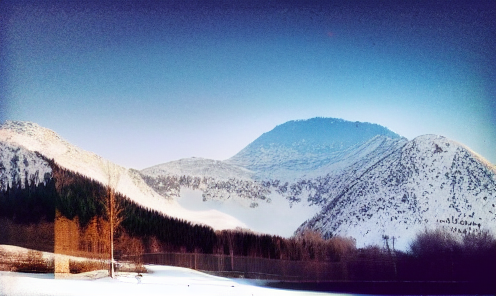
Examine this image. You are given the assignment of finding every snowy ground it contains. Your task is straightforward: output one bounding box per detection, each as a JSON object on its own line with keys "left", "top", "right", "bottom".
{"left": 0, "top": 265, "right": 344, "bottom": 296}
{"left": 177, "top": 188, "right": 321, "bottom": 237}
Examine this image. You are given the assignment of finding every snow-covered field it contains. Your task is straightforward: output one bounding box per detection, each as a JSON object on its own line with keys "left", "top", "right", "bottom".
{"left": 0, "top": 265, "right": 342, "bottom": 296}
{"left": 0, "top": 245, "right": 342, "bottom": 295}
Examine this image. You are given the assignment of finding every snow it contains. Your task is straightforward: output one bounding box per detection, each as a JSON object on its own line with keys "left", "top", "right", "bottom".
{"left": 300, "top": 134, "right": 496, "bottom": 250}
{"left": 0, "top": 121, "right": 246, "bottom": 231}
{"left": 177, "top": 188, "right": 320, "bottom": 237}
{"left": 0, "top": 141, "right": 52, "bottom": 190}
{"left": 0, "top": 245, "right": 339, "bottom": 295}
{"left": 4, "top": 120, "right": 494, "bottom": 253}
{"left": 0, "top": 265, "right": 341, "bottom": 296}
{"left": 226, "top": 117, "right": 403, "bottom": 180}
{"left": 142, "top": 157, "right": 255, "bottom": 181}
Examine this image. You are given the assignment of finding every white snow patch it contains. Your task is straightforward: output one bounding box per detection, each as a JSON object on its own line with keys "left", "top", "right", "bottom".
{"left": 177, "top": 188, "right": 320, "bottom": 237}
{"left": 0, "top": 265, "right": 341, "bottom": 296}
{"left": 142, "top": 157, "right": 255, "bottom": 180}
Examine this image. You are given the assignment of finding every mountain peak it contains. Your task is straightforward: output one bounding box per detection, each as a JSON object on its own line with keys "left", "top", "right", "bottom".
{"left": 0, "top": 121, "right": 247, "bottom": 231}
{"left": 2, "top": 120, "right": 43, "bottom": 132}
{"left": 298, "top": 132, "right": 496, "bottom": 249}
{"left": 227, "top": 117, "right": 404, "bottom": 177}
{"left": 0, "top": 120, "right": 66, "bottom": 146}
{"left": 255, "top": 117, "right": 402, "bottom": 148}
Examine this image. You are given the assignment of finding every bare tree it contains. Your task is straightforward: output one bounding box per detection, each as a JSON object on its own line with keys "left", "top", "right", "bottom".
{"left": 225, "top": 230, "right": 235, "bottom": 271}
{"left": 102, "top": 161, "right": 123, "bottom": 278}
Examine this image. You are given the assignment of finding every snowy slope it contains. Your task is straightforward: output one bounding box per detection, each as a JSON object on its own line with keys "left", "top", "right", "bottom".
{"left": 174, "top": 188, "right": 320, "bottom": 237}
{"left": 0, "top": 121, "right": 246, "bottom": 231}
{"left": 226, "top": 117, "right": 403, "bottom": 180}
{"left": 0, "top": 264, "right": 329, "bottom": 296}
{"left": 142, "top": 157, "right": 254, "bottom": 180}
{"left": 140, "top": 118, "right": 495, "bottom": 249}
{"left": 297, "top": 135, "right": 496, "bottom": 250}
{"left": 139, "top": 166, "right": 321, "bottom": 237}
{"left": 271, "top": 135, "right": 408, "bottom": 208}
{"left": 0, "top": 141, "right": 52, "bottom": 190}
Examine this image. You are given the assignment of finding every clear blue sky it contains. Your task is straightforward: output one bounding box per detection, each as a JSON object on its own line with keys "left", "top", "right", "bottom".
{"left": 1, "top": 0, "right": 495, "bottom": 169}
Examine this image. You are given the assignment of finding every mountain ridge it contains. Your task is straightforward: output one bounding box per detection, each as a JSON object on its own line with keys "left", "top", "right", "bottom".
{"left": 0, "top": 120, "right": 246, "bottom": 231}
{"left": 2, "top": 119, "right": 495, "bottom": 250}
{"left": 227, "top": 117, "right": 404, "bottom": 178}
{"left": 297, "top": 134, "right": 496, "bottom": 249}
{"left": 138, "top": 118, "right": 495, "bottom": 249}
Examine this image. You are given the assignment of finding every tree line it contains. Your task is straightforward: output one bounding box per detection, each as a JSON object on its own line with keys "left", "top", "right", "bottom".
{"left": 0, "top": 159, "right": 355, "bottom": 262}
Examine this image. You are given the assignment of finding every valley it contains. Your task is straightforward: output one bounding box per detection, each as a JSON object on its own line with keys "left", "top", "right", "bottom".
{"left": 1, "top": 118, "right": 495, "bottom": 251}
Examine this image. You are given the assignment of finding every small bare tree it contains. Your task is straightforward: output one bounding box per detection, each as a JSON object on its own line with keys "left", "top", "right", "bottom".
{"left": 225, "top": 230, "right": 235, "bottom": 271}
{"left": 102, "top": 161, "right": 123, "bottom": 278}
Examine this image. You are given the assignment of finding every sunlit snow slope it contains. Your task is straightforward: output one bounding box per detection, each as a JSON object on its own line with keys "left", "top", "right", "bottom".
{"left": 0, "top": 121, "right": 246, "bottom": 230}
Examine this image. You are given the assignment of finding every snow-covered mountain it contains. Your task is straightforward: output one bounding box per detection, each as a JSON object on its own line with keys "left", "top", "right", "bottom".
{"left": 140, "top": 117, "right": 496, "bottom": 249}
{"left": 4, "top": 119, "right": 494, "bottom": 250}
{"left": 0, "top": 141, "right": 52, "bottom": 190}
{"left": 139, "top": 117, "right": 408, "bottom": 237}
{"left": 142, "top": 157, "right": 254, "bottom": 181}
{"left": 297, "top": 135, "right": 496, "bottom": 250}
{"left": 226, "top": 117, "right": 404, "bottom": 180}
{"left": 0, "top": 121, "right": 246, "bottom": 231}
{"left": 139, "top": 158, "right": 314, "bottom": 237}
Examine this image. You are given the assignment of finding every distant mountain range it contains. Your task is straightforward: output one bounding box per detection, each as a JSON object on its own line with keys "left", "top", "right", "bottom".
{"left": 1, "top": 118, "right": 495, "bottom": 250}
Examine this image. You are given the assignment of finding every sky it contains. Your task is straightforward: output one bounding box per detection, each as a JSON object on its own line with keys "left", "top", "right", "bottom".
{"left": 1, "top": 0, "right": 495, "bottom": 169}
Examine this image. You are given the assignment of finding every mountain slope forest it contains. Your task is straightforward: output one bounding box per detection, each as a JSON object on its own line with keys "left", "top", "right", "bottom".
{"left": 0, "top": 157, "right": 356, "bottom": 261}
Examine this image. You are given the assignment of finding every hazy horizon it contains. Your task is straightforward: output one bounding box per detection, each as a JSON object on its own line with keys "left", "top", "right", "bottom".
{"left": 1, "top": 0, "right": 495, "bottom": 169}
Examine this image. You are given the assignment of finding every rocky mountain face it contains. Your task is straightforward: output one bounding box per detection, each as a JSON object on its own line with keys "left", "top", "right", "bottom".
{"left": 0, "top": 141, "right": 52, "bottom": 191}
{"left": 297, "top": 135, "right": 496, "bottom": 250}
